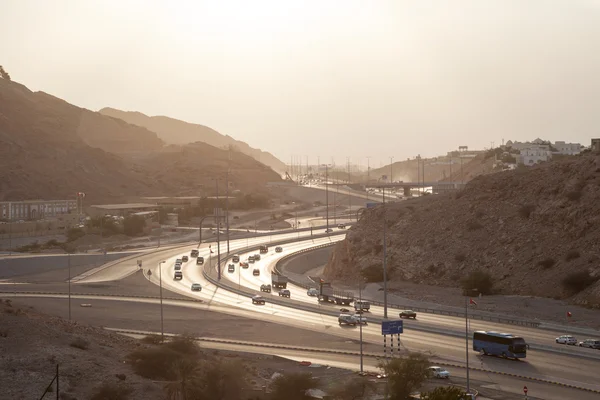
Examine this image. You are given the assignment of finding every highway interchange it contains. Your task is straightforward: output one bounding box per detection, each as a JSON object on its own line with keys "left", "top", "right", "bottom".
{"left": 2, "top": 225, "right": 600, "bottom": 399}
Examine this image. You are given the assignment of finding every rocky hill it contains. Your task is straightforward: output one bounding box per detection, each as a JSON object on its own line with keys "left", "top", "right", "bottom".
{"left": 325, "top": 153, "right": 600, "bottom": 307}
{"left": 0, "top": 79, "right": 282, "bottom": 203}
{"left": 99, "top": 107, "right": 287, "bottom": 174}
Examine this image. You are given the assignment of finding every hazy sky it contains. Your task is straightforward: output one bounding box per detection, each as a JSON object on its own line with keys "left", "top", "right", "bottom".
{"left": 2, "top": 0, "right": 600, "bottom": 167}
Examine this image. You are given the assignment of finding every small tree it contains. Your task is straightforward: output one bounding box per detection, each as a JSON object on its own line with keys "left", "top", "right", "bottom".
{"left": 421, "top": 386, "right": 468, "bottom": 400}
{"left": 461, "top": 270, "right": 493, "bottom": 295}
{"left": 329, "top": 378, "right": 377, "bottom": 400}
{"left": 270, "top": 373, "right": 319, "bottom": 400}
{"left": 123, "top": 215, "right": 145, "bottom": 236}
{"left": 379, "top": 353, "right": 430, "bottom": 400}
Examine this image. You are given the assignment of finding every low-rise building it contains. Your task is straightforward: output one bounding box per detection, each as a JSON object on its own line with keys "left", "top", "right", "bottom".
{"left": 0, "top": 199, "right": 77, "bottom": 221}
{"left": 553, "top": 141, "right": 582, "bottom": 155}
{"left": 591, "top": 138, "right": 600, "bottom": 153}
{"left": 519, "top": 144, "right": 552, "bottom": 166}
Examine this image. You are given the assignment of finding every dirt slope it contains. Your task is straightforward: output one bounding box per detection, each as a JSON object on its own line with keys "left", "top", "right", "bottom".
{"left": 0, "top": 79, "right": 282, "bottom": 203}
{"left": 99, "top": 107, "right": 286, "bottom": 173}
{"left": 325, "top": 153, "right": 600, "bottom": 307}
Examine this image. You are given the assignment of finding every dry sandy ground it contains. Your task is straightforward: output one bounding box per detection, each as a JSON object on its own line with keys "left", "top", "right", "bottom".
{"left": 0, "top": 297, "right": 361, "bottom": 400}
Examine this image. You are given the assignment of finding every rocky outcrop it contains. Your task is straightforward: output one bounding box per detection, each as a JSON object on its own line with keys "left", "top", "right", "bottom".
{"left": 325, "top": 154, "right": 600, "bottom": 307}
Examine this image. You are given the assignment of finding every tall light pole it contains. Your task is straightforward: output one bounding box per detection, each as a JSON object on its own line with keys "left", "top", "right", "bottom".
{"left": 366, "top": 157, "right": 370, "bottom": 202}
{"left": 359, "top": 277, "right": 365, "bottom": 373}
{"left": 159, "top": 260, "right": 166, "bottom": 342}
{"left": 382, "top": 187, "right": 388, "bottom": 319}
{"left": 324, "top": 164, "right": 330, "bottom": 232}
{"left": 226, "top": 150, "right": 231, "bottom": 254}
{"left": 216, "top": 179, "right": 222, "bottom": 280}
{"left": 347, "top": 157, "right": 351, "bottom": 216}
{"left": 390, "top": 157, "right": 394, "bottom": 183}
{"left": 465, "top": 288, "right": 477, "bottom": 396}
{"left": 68, "top": 252, "right": 71, "bottom": 321}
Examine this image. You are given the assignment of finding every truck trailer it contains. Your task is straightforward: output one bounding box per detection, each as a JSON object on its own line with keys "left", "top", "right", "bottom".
{"left": 271, "top": 273, "right": 288, "bottom": 289}
{"left": 319, "top": 281, "right": 354, "bottom": 305}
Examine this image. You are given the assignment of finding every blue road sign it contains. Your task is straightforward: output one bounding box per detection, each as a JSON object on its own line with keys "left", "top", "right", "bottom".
{"left": 366, "top": 202, "right": 379, "bottom": 209}
{"left": 382, "top": 320, "right": 404, "bottom": 335}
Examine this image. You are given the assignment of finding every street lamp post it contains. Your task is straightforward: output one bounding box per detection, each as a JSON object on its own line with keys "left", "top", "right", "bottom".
{"left": 68, "top": 252, "right": 71, "bottom": 321}
{"left": 159, "top": 260, "right": 166, "bottom": 342}
{"left": 390, "top": 157, "right": 394, "bottom": 183}
{"left": 324, "top": 164, "right": 330, "bottom": 232}
{"left": 465, "top": 288, "right": 478, "bottom": 396}
{"left": 382, "top": 187, "right": 388, "bottom": 319}
{"left": 359, "top": 277, "right": 365, "bottom": 373}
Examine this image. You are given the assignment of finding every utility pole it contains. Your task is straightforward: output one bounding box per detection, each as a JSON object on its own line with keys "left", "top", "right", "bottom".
{"left": 416, "top": 156, "right": 420, "bottom": 195}
{"left": 347, "top": 157, "right": 351, "bottom": 216}
{"left": 68, "top": 252, "right": 71, "bottom": 321}
{"left": 159, "top": 260, "right": 165, "bottom": 342}
{"left": 382, "top": 187, "right": 388, "bottom": 318}
{"left": 466, "top": 295, "right": 470, "bottom": 394}
{"left": 325, "top": 164, "right": 329, "bottom": 232}
{"left": 216, "top": 179, "right": 222, "bottom": 280}
{"left": 389, "top": 157, "right": 394, "bottom": 183}
{"left": 226, "top": 149, "right": 231, "bottom": 254}
{"left": 366, "top": 157, "right": 370, "bottom": 202}
{"left": 359, "top": 277, "right": 364, "bottom": 373}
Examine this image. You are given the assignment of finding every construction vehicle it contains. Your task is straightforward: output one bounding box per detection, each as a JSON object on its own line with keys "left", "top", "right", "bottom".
{"left": 271, "top": 273, "right": 288, "bottom": 289}
{"left": 319, "top": 281, "right": 354, "bottom": 305}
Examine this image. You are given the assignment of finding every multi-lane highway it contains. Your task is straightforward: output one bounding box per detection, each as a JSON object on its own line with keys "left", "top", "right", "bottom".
{"left": 4, "top": 228, "right": 600, "bottom": 398}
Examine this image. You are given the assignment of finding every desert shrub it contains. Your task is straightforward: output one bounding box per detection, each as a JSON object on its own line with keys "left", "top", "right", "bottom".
{"left": 0, "top": 329, "right": 8, "bottom": 337}
{"left": 475, "top": 209, "right": 485, "bottom": 218}
{"left": 562, "top": 270, "right": 599, "bottom": 294}
{"left": 538, "top": 258, "right": 556, "bottom": 269}
{"left": 454, "top": 253, "right": 467, "bottom": 263}
{"left": 69, "top": 337, "right": 89, "bottom": 350}
{"left": 140, "top": 334, "right": 162, "bottom": 345}
{"left": 566, "top": 190, "right": 582, "bottom": 201}
{"left": 518, "top": 204, "right": 536, "bottom": 219}
{"left": 426, "top": 264, "right": 437, "bottom": 274}
{"left": 128, "top": 347, "right": 182, "bottom": 380}
{"left": 66, "top": 227, "right": 85, "bottom": 242}
{"left": 466, "top": 220, "right": 483, "bottom": 231}
{"left": 565, "top": 250, "right": 581, "bottom": 262}
{"left": 164, "top": 334, "right": 199, "bottom": 356}
{"left": 270, "top": 372, "right": 319, "bottom": 400}
{"left": 462, "top": 270, "right": 493, "bottom": 295}
{"left": 361, "top": 265, "right": 384, "bottom": 283}
{"left": 90, "top": 382, "right": 133, "bottom": 400}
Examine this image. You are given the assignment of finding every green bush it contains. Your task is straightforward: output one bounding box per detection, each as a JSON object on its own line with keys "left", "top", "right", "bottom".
{"left": 461, "top": 270, "right": 493, "bottom": 295}
{"left": 562, "top": 270, "right": 599, "bottom": 294}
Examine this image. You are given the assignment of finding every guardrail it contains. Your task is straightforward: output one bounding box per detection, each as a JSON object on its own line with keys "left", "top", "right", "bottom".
{"left": 275, "top": 246, "right": 541, "bottom": 328}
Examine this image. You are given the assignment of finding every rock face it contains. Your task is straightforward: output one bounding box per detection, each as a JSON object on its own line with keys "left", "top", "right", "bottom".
{"left": 325, "top": 154, "right": 600, "bottom": 307}
{"left": 0, "top": 79, "right": 282, "bottom": 203}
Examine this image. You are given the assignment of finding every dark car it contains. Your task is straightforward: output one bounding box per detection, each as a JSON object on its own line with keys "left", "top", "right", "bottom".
{"left": 399, "top": 310, "right": 417, "bottom": 319}
{"left": 228, "top": 264, "right": 235, "bottom": 273}
{"left": 278, "top": 289, "right": 291, "bottom": 298}
{"left": 182, "top": 256, "right": 189, "bottom": 262}
{"left": 252, "top": 295, "right": 266, "bottom": 305}
{"left": 260, "top": 284, "right": 272, "bottom": 293}
{"left": 190, "top": 249, "right": 199, "bottom": 258}
{"left": 252, "top": 269, "right": 260, "bottom": 276}
{"left": 196, "top": 257, "right": 204, "bottom": 265}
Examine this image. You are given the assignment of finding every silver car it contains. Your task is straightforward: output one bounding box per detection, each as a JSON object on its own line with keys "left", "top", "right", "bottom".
{"left": 578, "top": 339, "right": 600, "bottom": 349}
{"left": 556, "top": 335, "right": 577, "bottom": 345}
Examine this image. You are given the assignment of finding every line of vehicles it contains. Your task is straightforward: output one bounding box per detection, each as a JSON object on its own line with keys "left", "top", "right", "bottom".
{"left": 556, "top": 335, "right": 600, "bottom": 349}
{"left": 173, "top": 245, "right": 548, "bottom": 363}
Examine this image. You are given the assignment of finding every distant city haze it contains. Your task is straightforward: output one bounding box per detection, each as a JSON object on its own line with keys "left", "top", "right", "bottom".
{"left": 2, "top": 0, "right": 599, "bottom": 167}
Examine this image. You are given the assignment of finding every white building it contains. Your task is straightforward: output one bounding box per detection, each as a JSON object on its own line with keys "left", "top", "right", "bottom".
{"left": 0, "top": 199, "right": 77, "bottom": 221}
{"left": 553, "top": 141, "right": 582, "bottom": 155}
{"left": 519, "top": 145, "right": 552, "bottom": 166}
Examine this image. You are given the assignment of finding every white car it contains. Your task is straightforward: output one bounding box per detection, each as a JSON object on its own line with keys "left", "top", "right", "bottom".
{"left": 428, "top": 366, "right": 450, "bottom": 379}
{"left": 556, "top": 335, "right": 578, "bottom": 345}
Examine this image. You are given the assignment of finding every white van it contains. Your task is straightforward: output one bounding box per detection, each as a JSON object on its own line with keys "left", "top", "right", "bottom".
{"left": 354, "top": 300, "right": 371, "bottom": 311}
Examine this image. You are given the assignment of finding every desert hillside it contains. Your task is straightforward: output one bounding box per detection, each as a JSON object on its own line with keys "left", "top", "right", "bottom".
{"left": 100, "top": 107, "right": 287, "bottom": 174}
{"left": 0, "top": 79, "right": 282, "bottom": 203}
{"left": 325, "top": 153, "right": 600, "bottom": 307}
